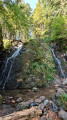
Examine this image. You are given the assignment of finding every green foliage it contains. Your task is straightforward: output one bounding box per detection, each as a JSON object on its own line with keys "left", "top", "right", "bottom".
{"left": 60, "top": 93, "right": 67, "bottom": 103}
{"left": 28, "top": 39, "right": 55, "bottom": 82}
{"left": 33, "top": 0, "right": 67, "bottom": 50}
{"left": 0, "top": 0, "right": 32, "bottom": 48}
{"left": 3, "top": 39, "right": 12, "bottom": 49}
{"left": 51, "top": 17, "right": 65, "bottom": 40}
{"left": 50, "top": 16, "right": 67, "bottom": 49}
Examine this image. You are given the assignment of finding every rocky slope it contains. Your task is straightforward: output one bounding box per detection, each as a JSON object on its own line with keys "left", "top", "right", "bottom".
{"left": 6, "top": 39, "right": 55, "bottom": 89}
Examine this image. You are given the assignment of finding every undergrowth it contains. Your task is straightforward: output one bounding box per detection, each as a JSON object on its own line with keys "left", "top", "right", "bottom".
{"left": 26, "top": 39, "right": 55, "bottom": 82}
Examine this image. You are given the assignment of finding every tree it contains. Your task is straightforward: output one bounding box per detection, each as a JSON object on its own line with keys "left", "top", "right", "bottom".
{"left": 0, "top": 0, "right": 32, "bottom": 50}
{"left": 33, "top": 0, "right": 67, "bottom": 49}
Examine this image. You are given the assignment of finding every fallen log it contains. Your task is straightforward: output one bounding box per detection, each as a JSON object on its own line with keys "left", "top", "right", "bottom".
{"left": 0, "top": 107, "right": 42, "bottom": 120}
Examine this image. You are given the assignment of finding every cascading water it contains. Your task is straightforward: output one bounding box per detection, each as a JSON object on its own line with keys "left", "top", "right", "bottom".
{"left": 0, "top": 44, "right": 22, "bottom": 89}
{"left": 51, "top": 48, "right": 66, "bottom": 78}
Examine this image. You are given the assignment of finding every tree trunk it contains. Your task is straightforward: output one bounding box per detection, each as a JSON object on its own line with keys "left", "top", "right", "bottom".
{"left": 0, "top": 107, "right": 42, "bottom": 120}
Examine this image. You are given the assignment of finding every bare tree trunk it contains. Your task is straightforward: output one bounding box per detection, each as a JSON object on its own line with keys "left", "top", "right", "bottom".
{"left": 0, "top": 107, "right": 42, "bottom": 120}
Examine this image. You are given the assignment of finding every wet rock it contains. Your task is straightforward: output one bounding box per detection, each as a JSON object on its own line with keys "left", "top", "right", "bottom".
{"left": 16, "top": 101, "right": 30, "bottom": 111}
{"left": 46, "top": 111, "right": 60, "bottom": 120}
{"left": 23, "top": 75, "right": 46, "bottom": 88}
{"left": 27, "top": 99, "right": 33, "bottom": 104}
{"left": 59, "top": 110, "right": 67, "bottom": 120}
{"left": 53, "top": 79, "right": 61, "bottom": 87}
{"left": 57, "top": 88, "right": 65, "bottom": 93}
{"left": 31, "top": 116, "right": 40, "bottom": 120}
{"left": 51, "top": 102, "right": 58, "bottom": 112}
{"left": 8, "top": 96, "right": 13, "bottom": 100}
{"left": 16, "top": 97, "right": 22, "bottom": 103}
{"left": 38, "top": 103, "right": 45, "bottom": 110}
{"left": 43, "top": 111, "right": 47, "bottom": 115}
{"left": 44, "top": 99, "right": 49, "bottom": 106}
{"left": 33, "top": 87, "right": 39, "bottom": 92}
{"left": 35, "top": 98, "right": 42, "bottom": 104}
{"left": 0, "top": 105, "right": 15, "bottom": 116}
{"left": 40, "top": 96, "right": 45, "bottom": 101}
{"left": 56, "top": 100, "right": 62, "bottom": 107}
{"left": 35, "top": 96, "right": 45, "bottom": 105}
{"left": 56, "top": 88, "right": 65, "bottom": 97}
{"left": 62, "top": 78, "right": 67, "bottom": 85}
{"left": 30, "top": 101, "right": 38, "bottom": 107}
{"left": 0, "top": 95, "right": 3, "bottom": 106}
{"left": 51, "top": 95, "right": 56, "bottom": 102}
{"left": 59, "top": 107, "right": 64, "bottom": 111}
{"left": 40, "top": 116, "right": 47, "bottom": 120}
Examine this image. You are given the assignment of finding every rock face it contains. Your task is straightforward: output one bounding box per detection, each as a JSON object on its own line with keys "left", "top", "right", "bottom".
{"left": 22, "top": 75, "right": 46, "bottom": 89}
{"left": 0, "top": 107, "right": 42, "bottom": 120}
{"left": 59, "top": 110, "right": 67, "bottom": 120}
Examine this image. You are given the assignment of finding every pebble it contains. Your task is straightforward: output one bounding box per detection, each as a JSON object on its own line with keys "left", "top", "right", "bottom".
{"left": 38, "top": 103, "right": 45, "bottom": 110}
{"left": 32, "top": 87, "right": 39, "bottom": 92}
{"left": 40, "top": 96, "right": 45, "bottom": 101}
{"left": 8, "top": 96, "right": 13, "bottom": 100}
{"left": 11, "top": 100, "right": 15, "bottom": 104}
{"left": 16, "top": 98, "right": 22, "bottom": 103}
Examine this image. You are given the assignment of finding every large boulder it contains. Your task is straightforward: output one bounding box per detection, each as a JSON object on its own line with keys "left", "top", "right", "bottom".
{"left": 0, "top": 105, "right": 15, "bottom": 117}
{"left": 59, "top": 110, "right": 67, "bottom": 120}
{"left": 16, "top": 101, "right": 31, "bottom": 111}
{"left": 55, "top": 88, "right": 65, "bottom": 97}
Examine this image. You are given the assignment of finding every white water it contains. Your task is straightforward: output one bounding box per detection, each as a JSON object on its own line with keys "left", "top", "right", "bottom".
{"left": 0, "top": 44, "right": 22, "bottom": 89}
{"left": 51, "top": 49, "right": 65, "bottom": 78}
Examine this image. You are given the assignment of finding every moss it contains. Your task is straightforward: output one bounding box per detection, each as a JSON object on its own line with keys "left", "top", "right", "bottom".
{"left": 3, "top": 39, "right": 12, "bottom": 50}
{"left": 21, "top": 39, "right": 55, "bottom": 86}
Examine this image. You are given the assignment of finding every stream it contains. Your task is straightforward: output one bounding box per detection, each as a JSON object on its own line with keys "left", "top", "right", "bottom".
{"left": 0, "top": 44, "right": 22, "bottom": 89}
{"left": 0, "top": 45, "right": 67, "bottom": 118}
{"left": 51, "top": 48, "right": 66, "bottom": 78}
{"left": 0, "top": 46, "right": 66, "bottom": 90}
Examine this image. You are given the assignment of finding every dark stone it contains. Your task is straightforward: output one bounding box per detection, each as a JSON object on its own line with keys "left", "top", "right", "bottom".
{"left": 0, "top": 105, "right": 15, "bottom": 117}
{"left": 30, "top": 101, "right": 38, "bottom": 107}
{"left": 51, "top": 102, "right": 58, "bottom": 113}
{"left": 40, "top": 116, "right": 47, "bottom": 120}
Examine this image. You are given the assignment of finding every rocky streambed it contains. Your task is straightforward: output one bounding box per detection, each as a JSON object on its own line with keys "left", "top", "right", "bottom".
{"left": 0, "top": 40, "right": 67, "bottom": 120}
{"left": 0, "top": 77, "right": 67, "bottom": 120}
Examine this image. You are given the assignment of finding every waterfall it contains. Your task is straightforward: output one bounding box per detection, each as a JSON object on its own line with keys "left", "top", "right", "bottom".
{"left": 0, "top": 44, "right": 22, "bottom": 89}
{"left": 51, "top": 49, "right": 66, "bottom": 78}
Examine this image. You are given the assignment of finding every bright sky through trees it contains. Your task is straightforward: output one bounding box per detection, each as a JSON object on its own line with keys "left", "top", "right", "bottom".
{"left": 25, "top": 0, "right": 38, "bottom": 11}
